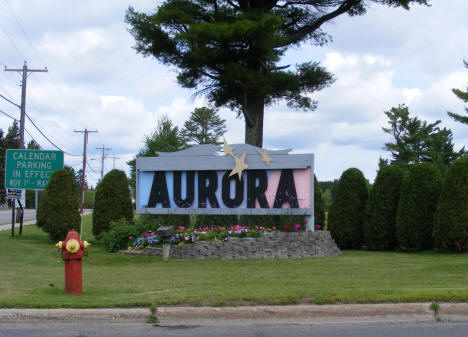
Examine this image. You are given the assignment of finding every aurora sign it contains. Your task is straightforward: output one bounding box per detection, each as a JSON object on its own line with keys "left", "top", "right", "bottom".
{"left": 136, "top": 143, "right": 314, "bottom": 229}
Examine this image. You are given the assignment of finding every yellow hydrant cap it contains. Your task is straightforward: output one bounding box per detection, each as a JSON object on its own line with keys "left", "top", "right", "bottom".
{"left": 65, "top": 239, "right": 80, "bottom": 254}
{"left": 83, "top": 241, "right": 91, "bottom": 249}
{"left": 55, "top": 241, "right": 63, "bottom": 250}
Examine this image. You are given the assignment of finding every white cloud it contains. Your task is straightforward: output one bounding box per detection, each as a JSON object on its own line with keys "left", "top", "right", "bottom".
{"left": 402, "top": 88, "right": 423, "bottom": 104}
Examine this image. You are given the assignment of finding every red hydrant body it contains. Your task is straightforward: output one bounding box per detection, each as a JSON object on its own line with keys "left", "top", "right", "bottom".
{"left": 56, "top": 229, "right": 90, "bottom": 295}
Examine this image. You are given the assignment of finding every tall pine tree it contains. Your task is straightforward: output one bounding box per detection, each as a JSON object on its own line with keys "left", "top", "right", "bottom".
{"left": 447, "top": 60, "right": 468, "bottom": 125}
{"left": 126, "top": 0, "right": 428, "bottom": 147}
{"left": 181, "top": 107, "right": 227, "bottom": 145}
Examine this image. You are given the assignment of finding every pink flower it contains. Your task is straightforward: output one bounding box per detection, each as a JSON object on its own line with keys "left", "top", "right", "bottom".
{"left": 143, "top": 232, "right": 148, "bottom": 236}
{"left": 178, "top": 226, "right": 185, "bottom": 231}
{"left": 128, "top": 236, "right": 133, "bottom": 240}
{"left": 315, "top": 225, "right": 321, "bottom": 229}
{"left": 221, "top": 227, "right": 225, "bottom": 231}
{"left": 150, "top": 232, "right": 155, "bottom": 235}
{"left": 304, "top": 220, "right": 308, "bottom": 224}
{"left": 272, "top": 226, "right": 277, "bottom": 230}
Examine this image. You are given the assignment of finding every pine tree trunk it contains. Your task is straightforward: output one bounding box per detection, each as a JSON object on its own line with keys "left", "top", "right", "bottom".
{"left": 243, "top": 95, "right": 264, "bottom": 147}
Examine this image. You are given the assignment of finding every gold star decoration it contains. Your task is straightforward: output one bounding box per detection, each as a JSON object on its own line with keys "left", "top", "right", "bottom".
{"left": 222, "top": 138, "right": 234, "bottom": 157}
{"left": 257, "top": 147, "right": 272, "bottom": 165}
{"left": 229, "top": 152, "right": 249, "bottom": 181}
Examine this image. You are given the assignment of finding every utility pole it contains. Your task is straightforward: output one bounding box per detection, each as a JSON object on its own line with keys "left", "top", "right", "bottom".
{"left": 96, "top": 145, "right": 111, "bottom": 180}
{"left": 5, "top": 62, "right": 48, "bottom": 149}
{"left": 74, "top": 128, "right": 97, "bottom": 238}
{"left": 5, "top": 62, "right": 47, "bottom": 231}
{"left": 108, "top": 154, "right": 120, "bottom": 169}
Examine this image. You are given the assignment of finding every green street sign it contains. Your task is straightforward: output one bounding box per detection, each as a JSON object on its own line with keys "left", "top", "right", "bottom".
{"left": 5, "top": 149, "right": 64, "bottom": 190}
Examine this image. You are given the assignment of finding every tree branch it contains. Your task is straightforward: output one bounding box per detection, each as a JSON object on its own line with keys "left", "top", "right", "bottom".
{"left": 276, "top": 0, "right": 361, "bottom": 47}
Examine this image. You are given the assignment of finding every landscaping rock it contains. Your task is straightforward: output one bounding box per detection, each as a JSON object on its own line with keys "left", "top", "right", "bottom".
{"left": 120, "top": 231, "right": 341, "bottom": 259}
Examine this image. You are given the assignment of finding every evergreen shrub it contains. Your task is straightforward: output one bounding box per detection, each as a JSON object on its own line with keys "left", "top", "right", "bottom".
{"left": 314, "top": 176, "right": 326, "bottom": 230}
{"left": 433, "top": 157, "right": 468, "bottom": 252}
{"left": 328, "top": 168, "right": 368, "bottom": 249}
{"left": 396, "top": 163, "right": 441, "bottom": 251}
{"left": 36, "top": 169, "right": 80, "bottom": 241}
{"left": 364, "top": 165, "right": 404, "bottom": 250}
{"left": 92, "top": 169, "right": 133, "bottom": 238}
{"left": 100, "top": 214, "right": 162, "bottom": 252}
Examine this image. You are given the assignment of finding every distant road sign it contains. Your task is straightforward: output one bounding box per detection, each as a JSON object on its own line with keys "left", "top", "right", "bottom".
{"left": 6, "top": 188, "right": 22, "bottom": 199}
{"left": 5, "top": 149, "right": 64, "bottom": 190}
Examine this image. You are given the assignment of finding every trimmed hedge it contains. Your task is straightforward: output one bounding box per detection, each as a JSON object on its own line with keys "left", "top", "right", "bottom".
{"left": 314, "top": 176, "right": 326, "bottom": 230}
{"left": 364, "top": 165, "right": 404, "bottom": 250}
{"left": 92, "top": 169, "right": 133, "bottom": 238}
{"left": 396, "top": 163, "right": 441, "bottom": 251}
{"left": 433, "top": 157, "right": 468, "bottom": 252}
{"left": 36, "top": 169, "right": 80, "bottom": 241}
{"left": 328, "top": 168, "right": 368, "bottom": 249}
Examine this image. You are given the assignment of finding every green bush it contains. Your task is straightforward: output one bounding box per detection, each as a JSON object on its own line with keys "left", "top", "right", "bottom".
{"left": 36, "top": 169, "right": 81, "bottom": 242}
{"left": 314, "top": 176, "right": 325, "bottom": 230}
{"left": 92, "top": 169, "right": 133, "bottom": 238}
{"left": 433, "top": 157, "right": 468, "bottom": 252}
{"left": 100, "top": 214, "right": 164, "bottom": 252}
{"left": 364, "top": 165, "right": 404, "bottom": 250}
{"left": 396, "top": 163, "right": 441, "bottom": 251}
{"left": 328, "top": 168, "right": 368, "bottom": 249}
{"left": 100, "top": 218, "right": 135, "bottom": 252}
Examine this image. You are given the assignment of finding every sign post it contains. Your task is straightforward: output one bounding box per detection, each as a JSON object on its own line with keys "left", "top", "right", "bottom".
{"left": 6, "top": 189, "right": 24, "bottom": 235}
{"left": 4, "top": 149, "right": 64, "bottom": 236}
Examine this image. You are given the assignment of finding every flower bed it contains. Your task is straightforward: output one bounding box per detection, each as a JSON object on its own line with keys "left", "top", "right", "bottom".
{"left": 128, "top": 222, "right": 317, "bottom": 250}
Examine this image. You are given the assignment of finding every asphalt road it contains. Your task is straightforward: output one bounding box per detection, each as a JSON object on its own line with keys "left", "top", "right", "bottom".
{"left": 1, "top": 321, "right": 468, "bottom": 337}
{"left": 0, "top": 208, "right": 36, "bottom": 225}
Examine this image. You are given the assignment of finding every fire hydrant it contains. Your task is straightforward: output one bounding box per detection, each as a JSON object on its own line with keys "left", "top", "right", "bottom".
{"left": 55, "top": 229, "right": 90, "bottom": 295}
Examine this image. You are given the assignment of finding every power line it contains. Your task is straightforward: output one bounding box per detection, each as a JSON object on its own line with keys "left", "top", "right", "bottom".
{"left": 28, "top": 74, "right": 84, "bottom": 126}
{"left": 0, "top": 57, "right": 7, "bottom": 67}
{"left": 0, "top": 108, "right": 16, "bottom": 120}
{"left": 0, "top": 93, "right": 20, "bottom": 108}
{"left": 24, "top": 111, "right": 80, "bottom": 156}
{"left": 0, "top": 85, "right": 17, "bottom": 102}
{"left": 2, "top": 0, "right": 84, "bottom": 127}
{"left": 0, "top": 21, "right": 26, "bottom": 61}
{"left": 3, "top": 0, "right": 46, "bottom": 67}
{"left": 86, "top": 161, "right": 100, "bottom": 174}
{"left": 24, "top": 127, "right": 41, "bottom": 147}
{"left": 66, "top": 161, "right": 84, "bottom": 167}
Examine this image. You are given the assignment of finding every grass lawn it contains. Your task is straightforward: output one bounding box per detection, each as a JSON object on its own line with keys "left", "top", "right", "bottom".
{"left": 0, "top": 215, "right": 467, "bottom": 308}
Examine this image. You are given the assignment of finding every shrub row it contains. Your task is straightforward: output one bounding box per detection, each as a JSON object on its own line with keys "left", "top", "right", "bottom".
{"left": 328, "top": 157, "right": 468, "bottom": 252}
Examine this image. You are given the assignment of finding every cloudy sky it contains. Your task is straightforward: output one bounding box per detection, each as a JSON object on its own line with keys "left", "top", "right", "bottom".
{"left": 0, "top": 0, "right": 467, "bottom": 187}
